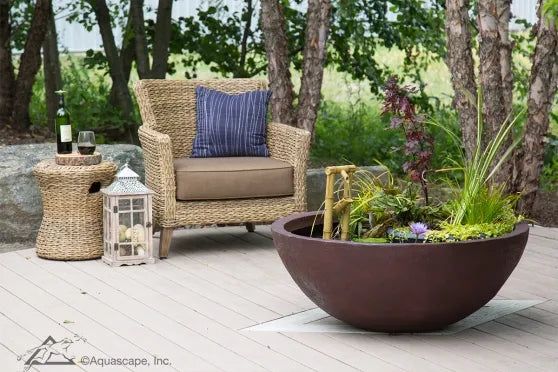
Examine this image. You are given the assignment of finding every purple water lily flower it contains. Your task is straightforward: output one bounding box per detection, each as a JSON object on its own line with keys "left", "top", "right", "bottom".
{"left": 409, "top": 222, "right": 428, "bottom": 236}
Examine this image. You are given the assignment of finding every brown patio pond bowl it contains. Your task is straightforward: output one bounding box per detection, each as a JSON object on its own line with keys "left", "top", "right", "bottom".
{"left": 271, "top": 211, "right": 530, "bottom": 332}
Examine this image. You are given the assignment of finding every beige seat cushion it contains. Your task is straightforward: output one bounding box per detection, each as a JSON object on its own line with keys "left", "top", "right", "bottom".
{"left": 174, "top": 157, "right": 294, "bottom": 200}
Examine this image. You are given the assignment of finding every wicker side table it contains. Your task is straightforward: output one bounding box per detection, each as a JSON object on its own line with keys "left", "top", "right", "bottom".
{"left": 33, "top": 159, "right": 117, "bottom": 260}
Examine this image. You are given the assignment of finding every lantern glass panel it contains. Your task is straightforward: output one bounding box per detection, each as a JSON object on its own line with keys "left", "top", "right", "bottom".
{"left": 132, "top": 212, "right": 144, "bottom": 228}
{"left": 134, "top": 245, "right": 146, "bottom": 257}
{"left": 118, "top": 198, "right": 131, "bottom": 211}
{"left": 118, "top": 213, "right": 132, "bottom": 246}
{"left": 132, "top": 212, "right": 146, "bottom": 248}
{"left": 132, "top": 198, "right": 144, "bottom": 210}
{"left": 119, "top": 243, "right": 133, "bottom": 257}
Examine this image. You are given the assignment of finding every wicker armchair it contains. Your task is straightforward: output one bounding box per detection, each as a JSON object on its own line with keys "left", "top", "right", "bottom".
{"left": 134, "top": 79, "right": 311, "bottom": 257}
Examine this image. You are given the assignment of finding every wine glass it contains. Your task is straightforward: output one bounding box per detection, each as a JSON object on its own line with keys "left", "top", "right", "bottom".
{"left": 77, "top": 131, "right": 96, "bottom": 155}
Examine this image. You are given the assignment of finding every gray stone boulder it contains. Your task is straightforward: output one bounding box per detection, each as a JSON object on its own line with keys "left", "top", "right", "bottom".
{"left": 0, "top": 143, "right": 144, "bottom": 244}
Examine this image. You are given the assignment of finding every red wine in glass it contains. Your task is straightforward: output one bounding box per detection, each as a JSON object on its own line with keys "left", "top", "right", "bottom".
{"left": 77, "top": 131, "right": 96, "bottom": 155}
{"left": 78, "top": 143, "right": 96, "bottom": 155}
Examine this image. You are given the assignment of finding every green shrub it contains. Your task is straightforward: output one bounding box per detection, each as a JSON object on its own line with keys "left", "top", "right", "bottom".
{"left": 30, "top": 56, "right": 136, "bottom": 144}
{"left": 311, "top": 101, "right": 462, "bottom": 177}
{"left": 311, "top": 101, "right": 403, "bottom": 170}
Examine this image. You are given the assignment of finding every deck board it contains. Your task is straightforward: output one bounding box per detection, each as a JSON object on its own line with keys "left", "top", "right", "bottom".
{"left": 0, "top": 224, "right": 557, "bottom": 371}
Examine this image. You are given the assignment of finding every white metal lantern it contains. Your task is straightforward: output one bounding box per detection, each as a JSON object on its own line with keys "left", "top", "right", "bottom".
{"left": 101, "top": 164, "right": 155, "bottom": 266}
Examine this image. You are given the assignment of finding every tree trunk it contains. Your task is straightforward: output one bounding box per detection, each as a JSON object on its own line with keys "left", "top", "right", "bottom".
{"left": 11, "top": 0, "right": 51, "bottom": 131}
{"left": 238, "top": 0, "right": 253, "bottom": 78}
{"left": 261, "top": 0, "right": 295, "bottom": 126}
{"left": 477, "top": 0, "right": 510, "bottom": 184}
{"left": 516, "top": 0, "right": 558, "bottom": 214}
{"left": 43, "top": 3, "right": 62, "bottom": 132}
{"left": 131, "top": 0, "right": 150, "bottom": 79}
{"left": 150, "top": 0, "right": 173, "bottom": 79}
{"left": 445, "top": 0, "right": 478, "bottom": 162}
{"left": 295, "top": 0, "right": 332, "bottom": 139}
{"left": 496, "top": 0, "right": 515, "bottom": 187}
{"left": 0, "top": 0, "right": 15, "bottom": 129}
{"left": 91, "top": 0, "right": 138, "bottom": 144}
{"left": 109, "top": 8, "right": 135, "bottom": 106}
{"left": 497, "top": 0, "right": 513, "bottom": 118}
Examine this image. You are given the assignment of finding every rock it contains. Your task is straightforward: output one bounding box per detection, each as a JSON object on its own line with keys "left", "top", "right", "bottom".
{"left": 306, "top": 166, "right": 387, "bottom": 211}
{"left": 0, "top": 143, "right": 144, "bottom": 244}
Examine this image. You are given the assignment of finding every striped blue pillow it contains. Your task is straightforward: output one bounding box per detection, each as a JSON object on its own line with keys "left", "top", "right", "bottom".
{"left": 191, "top": 86, "right": 272, "bottom": 158}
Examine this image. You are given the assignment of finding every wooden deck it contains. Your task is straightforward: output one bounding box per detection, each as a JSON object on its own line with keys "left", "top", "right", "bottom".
{"left": 0, "top": 225, "right": 557, "bottom": 371}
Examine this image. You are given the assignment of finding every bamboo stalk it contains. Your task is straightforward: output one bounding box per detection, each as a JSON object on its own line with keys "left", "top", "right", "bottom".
{"left": 326, "top": 165, "right": 357, "bottom": 174}
{"left": 333, "top": 198, "right": 353, "bottom": 215}
{"left": 340, "top": 176, "right": 351, "bottom": 240}
{"left": 323, "top": 165, "right": 357, "bottom": 240}
{"left": 323, "top": 168, "right": 335, "bottom": 239}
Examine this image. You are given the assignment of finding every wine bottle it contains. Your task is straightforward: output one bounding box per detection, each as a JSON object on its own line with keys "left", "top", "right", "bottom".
{"left": 55, "top": 90, "right": 72, "bottom": 154}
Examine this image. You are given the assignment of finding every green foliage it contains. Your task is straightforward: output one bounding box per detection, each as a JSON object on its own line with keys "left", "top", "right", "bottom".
{"left": 510, "top": 23, "right": 535, "bottom": 101}
{"left": 311, "top": 102, "right": 403, "bottom": 169}
{"left": 348, "top": 169, "right": 449, "bottom": 239}
{"left": 449, "top": 184, "right": 521, "bottom": 226}
{"left": 425, "top": 220, "right": 519, "bottom": 242}
{"left": 353, "top": 237, "right": 389, "bottom": 243}
{"left": 7, "top": 0, "right": 35, "bottom": 50}
{"left": 328, "top": 0, "right": 446, "bottom": 100}
{"left": 173, "top": 4, "right": 266, "bottom": 78}
{"left": 30, "top": 57, "right": 134, "bottom": 143}
{"left": 311, "top": 101, "right": 462, "bottom": 176}
{"left": 543, "top": 0, "right": 558, "bottom": 26}
{"left": 427, "top": 90, "right": 525, "bottom": 225}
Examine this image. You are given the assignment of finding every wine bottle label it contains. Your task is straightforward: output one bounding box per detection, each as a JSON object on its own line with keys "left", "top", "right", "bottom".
{"left": 60, "top": 125, "right": 72, "bottom": 142}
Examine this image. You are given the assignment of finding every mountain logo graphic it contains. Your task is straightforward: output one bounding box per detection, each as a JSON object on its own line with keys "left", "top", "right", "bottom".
{"left": 19, "top": 335, "right": 77, "bottom": 371}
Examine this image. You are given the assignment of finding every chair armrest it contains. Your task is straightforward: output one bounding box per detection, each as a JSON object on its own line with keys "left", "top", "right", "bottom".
{"left": 267, "top": 122, "right": 311, "bottom": 211}
{"left": 138, "top": 126, "right": 176, "bottom": 223}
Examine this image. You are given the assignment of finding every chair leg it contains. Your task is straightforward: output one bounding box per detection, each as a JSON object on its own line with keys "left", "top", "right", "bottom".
{"left": 159, "top": 227, "right": 174, "bottom": 258}
{"left": 245, "top": 223, "right": 255, "bottom": 233}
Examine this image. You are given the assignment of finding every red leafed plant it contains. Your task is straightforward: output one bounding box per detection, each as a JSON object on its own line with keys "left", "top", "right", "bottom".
{"left": 381, "top": 76, "right": 434, "bottom": 204}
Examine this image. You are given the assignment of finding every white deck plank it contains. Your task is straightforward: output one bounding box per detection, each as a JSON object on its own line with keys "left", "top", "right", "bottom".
{"left": 0, "top": 223, "right": 557, "bottom": 371}
{"left": 162, "top": 236, "right": 311, "bottom": 314}
{"left": 518, "top": 307, "right": 558, "bottom": 329}
{"left": 385, "top": 334, "right": 535, "bottom": 372}
{"left": 69, "top": 259, "right": 313, "bottom": 372}
{"left": 0, "top": 312, "right": 42, "bottom": 371}
{"left": 155, "top": 258, "right": 286, "bottom": 322}
{"left": 450, "top": 328, "right": 556, "bottom": 371}
{"left": 170, "top": 229, "right": 314, "bottom": 308}
{"left": 475, "top": 321, "right": 558, "bottom": 360}
{"left": 0, "top": 285, "right": 110, "bottom": 372}
{"left": 281, "top": 332, "right": 408, "bottom": 372}
{"left": 21, "top": 253, "right": 265, "bottom": 372}
{"left": 536, "top": 299, "right": 558, "bottom": 315}
{"left": 530, "top": 226, "right": 558, "bottom": 240}
{"left": 496, "top": 313, "right": 558, "bottom": 343}
{"left": 158, "top": 254, "right": 308, "bottom": 317}
{"left": 326, "top": 333, "right": 455, "bottom": 372}
{"left": 0, "top": 252, "right": 220, "bottom": 372}
{"left": 0, "top": 259, "right": 151, "bottom": 371}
